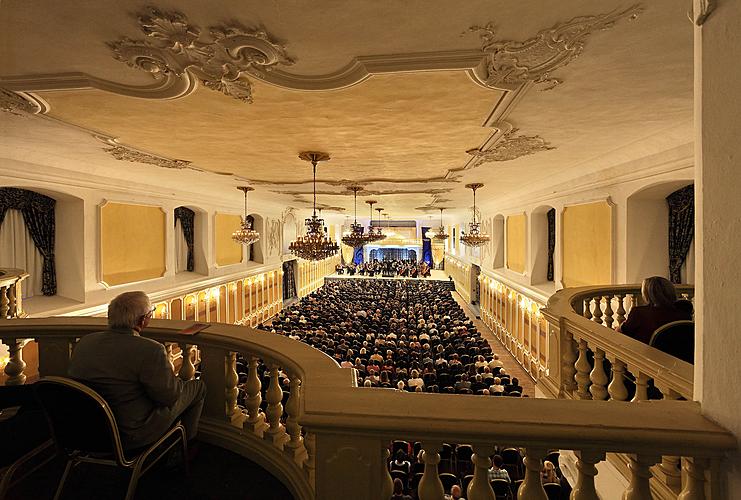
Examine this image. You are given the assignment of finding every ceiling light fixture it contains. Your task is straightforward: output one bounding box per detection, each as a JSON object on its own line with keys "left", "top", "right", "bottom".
{"left": 432, "top": 207, "right": 450, "bottom": 241}
{"left": 374, "top": 207, "right": 386, "bottom": 241}
{"left": 289, "top": 152, "right": 339, "bottom": 261}
{"left": 460, "top": 183, "right": 490, "bottom": 247}
{"left": 232, "top": 186, "right": 261, "bottom": 245}
{"left": 341, "top": 186, "right": 369, "bottom": 248}
{"left": 365, "top": 200, "right": 385, "bottom": 242}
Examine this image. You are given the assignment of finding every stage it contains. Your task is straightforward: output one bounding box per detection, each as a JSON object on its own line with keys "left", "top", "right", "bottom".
{"left": 325, "top": 269, "right": 449, "bottom": 282}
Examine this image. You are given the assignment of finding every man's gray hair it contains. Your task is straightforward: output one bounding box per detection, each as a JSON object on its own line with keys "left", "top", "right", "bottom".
{"left": 108, "top": 291, "right": 151, "bottom": 329}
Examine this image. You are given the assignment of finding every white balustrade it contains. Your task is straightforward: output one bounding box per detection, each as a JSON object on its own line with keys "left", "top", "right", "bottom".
{"left": 0, "top": 269, "right": 29, "bottom": 319}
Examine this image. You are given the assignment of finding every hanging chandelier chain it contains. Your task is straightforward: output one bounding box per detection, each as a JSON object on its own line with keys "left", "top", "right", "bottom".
{"left": 312, "top": 160, "right": 317, "bottom": 217}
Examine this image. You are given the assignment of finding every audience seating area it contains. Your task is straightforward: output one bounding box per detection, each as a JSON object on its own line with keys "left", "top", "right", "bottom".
{"left": 259, "top": 279, "right": 527, "bottom": 397}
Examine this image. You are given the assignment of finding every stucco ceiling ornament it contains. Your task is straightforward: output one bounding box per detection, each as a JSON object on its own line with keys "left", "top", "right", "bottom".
{"left": 103, "top": 145, "right": 193, "bottom": 170}
{"left": 468, "top": 4, "right": 642, "bottom": 91}
{"left": 108, "top": 7, "right": 294, "bottom": 103}
{"left": 466, "top": 128, "right": 555, "bottom": 166}
{"left": 0, "top": 88, "right": 40, "bottom": 115}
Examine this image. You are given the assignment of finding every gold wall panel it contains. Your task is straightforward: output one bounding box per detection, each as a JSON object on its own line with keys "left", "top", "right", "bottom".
{"left": 100, "top": 202, "right": 166, "bottom": 286}
{"left": 506, "top": 214, "right": 527, "bottom": 274}
{"left": 214, "top": 213, "right": 243, "bottom": 266}
{"left": 562, "top": 201, "right": 613, "bottom": 287}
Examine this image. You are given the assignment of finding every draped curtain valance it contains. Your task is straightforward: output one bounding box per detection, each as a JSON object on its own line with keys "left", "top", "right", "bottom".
{"left": 667, "top": 185, "right": 694, "bottom": 284}
{"left": 174, "top": 206, "right": 195, "bottom": 272}
{"left": 0, "top": 187, "right": 57, "bottom": 295}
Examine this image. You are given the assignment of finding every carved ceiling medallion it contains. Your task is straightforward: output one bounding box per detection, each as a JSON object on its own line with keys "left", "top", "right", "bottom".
{"left": 103, "top": 145, "right": 193, "bottom": 170}
{"left": 109, "top": 7, "right": 294, "bottom": 103}
{"left": 469, "top": 4, "right": 642, "bottom": 91}
{"left": 0, "top": 88, "right": 39, "bottom": 115}
{"left": 467, "top": 128, "right": 555, "bottom": 165}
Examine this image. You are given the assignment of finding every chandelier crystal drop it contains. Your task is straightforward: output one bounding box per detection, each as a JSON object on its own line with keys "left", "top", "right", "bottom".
{"left": 289, "top": 152, "right": 339, "bottom": 261}
{"left": 341, "top": 186, "right": 370, "bottom": 248}
{"left": 460, "top": 183, "right": 490, "bottom": 247}
{"left": 232, "top": 186, "right": 261, "bottom": 245}
{"left": 432, "top": 207, "right": 450, "bottom": 241}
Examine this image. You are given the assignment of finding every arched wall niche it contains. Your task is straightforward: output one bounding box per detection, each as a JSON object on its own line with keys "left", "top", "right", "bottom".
{"left": 492, "top": 215, "right": 505, "bottom": 268}
{"left": 626, "top": 180, "right": 694, "bottom": 283}
{"left": 247, "top": 213, "right": 265, "bottom": 264}
{"left": 282, "top": 212, "right": 298, "bottom": 255}
{"left": 0, "top": 185, "right": 85, "bottom": 302}
{"left": 175, "top": 205, "right": 208, "bottom": 275}
{"left": 530, "top": 205, "right": 556, "bottom": 285}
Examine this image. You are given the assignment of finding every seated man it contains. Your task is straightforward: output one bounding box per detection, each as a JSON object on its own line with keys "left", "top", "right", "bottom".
{"left": 68, "top": 291, "right": 206, "bottom": 450}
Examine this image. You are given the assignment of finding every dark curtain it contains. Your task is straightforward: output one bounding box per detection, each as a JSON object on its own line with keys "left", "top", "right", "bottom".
{"left": 422, "top": 226, "right": 433, "bottom": 266}
{"left": 546, "top": 208, "right": 556, "bottom": 281}
{"left": 174, "top": 206, "right": 195, "bottom": 272}
{"left": 667, "top": 185, "right": 694, "bottom": 283}
{"left": 353, "top": 246, "right": 364, "bottom": 264}
{"left": 0, "top": 188, "right": 57, "bottom": 295}
{"left": 282, "top": 261, "right": 296, "bottom": 300}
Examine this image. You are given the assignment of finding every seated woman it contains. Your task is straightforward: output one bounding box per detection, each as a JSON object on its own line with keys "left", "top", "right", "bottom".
{"left": 617, "top": 276, "right": 693, "bottom": 344}
{"left": 541, "top": 460, "right": 559, "bottom": 484}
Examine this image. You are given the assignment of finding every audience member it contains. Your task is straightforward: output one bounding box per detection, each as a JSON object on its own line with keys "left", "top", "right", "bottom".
{"left": 541, "top": 460, "right": 559, "bottom": 484}
{"left": 617, "top": 276, "right": 693, "bottom": 344}
{"left": 391, "top": 478, "right": 412, "bottom": 500}
{"left": 488, "top": 455, "right": 511, "bottom": 482}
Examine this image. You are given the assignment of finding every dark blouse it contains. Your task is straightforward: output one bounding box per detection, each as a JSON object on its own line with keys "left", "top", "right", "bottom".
{"left": 619, "top": 304, "right": 692, "bottom": 344}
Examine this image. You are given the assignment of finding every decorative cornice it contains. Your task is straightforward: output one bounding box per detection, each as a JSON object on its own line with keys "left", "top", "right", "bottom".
{"left": 468, "top": 5, "right": 642, "bottom": 91}
{"left": 0, "top": 88, "right": 41, "bottom": 115}
{"left": 103, "top": 144, "right": 193, "bottom": 170}
{"left": 108, "top": 7, "right": 294, "bottom": 103}
{"left": 466, "top": 128, "right": 555, "bottom": 165}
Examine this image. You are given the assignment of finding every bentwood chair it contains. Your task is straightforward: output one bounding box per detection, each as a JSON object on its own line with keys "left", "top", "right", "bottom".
{"left": 34, "top": 377, "right": 187, "bottom": 500}
{"left": 649, "top": 320, "right": 695, "bottom": 364}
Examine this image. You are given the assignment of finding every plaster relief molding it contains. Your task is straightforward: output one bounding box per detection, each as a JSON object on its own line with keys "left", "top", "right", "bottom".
{"left": 108, "top": 7, "right": 294, "bottom": 103}
{"left": 467, "top": 5, "right": 642, "bottom": 91}
{"left": 466, "top": 127, "right": 555, "bottom": 166}
{"left": 267, "top": 218, "right": 281, "bottom": 255}
{"left": 0, "top": 88, "right": 42, "bottom": 115}
{"left": 97, "top": 135, "right": 194, "bottom": 170}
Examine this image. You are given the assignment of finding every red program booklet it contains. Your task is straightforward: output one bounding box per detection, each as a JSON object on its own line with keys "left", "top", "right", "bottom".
{"left": 179, "top": 323, "right": 210, "bottom": 335}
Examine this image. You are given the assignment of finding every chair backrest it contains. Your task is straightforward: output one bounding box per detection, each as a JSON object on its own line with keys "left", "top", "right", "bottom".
{"left": 461, "top": 474, "right": 474, "bottom": 496}
{"left": 34, "top": 377, "right": 125, "bottom": 462}
{"left": 439, "top": 472, "right": 460, "bottom": 491}
{"left": 543, "top": 482, "right": 561, "bottom": 500}
{"left": 649, "top": 320, "right": 694, "bottom": 364}
{"left": 490, "top": 478, "right": 511, "bottom": 496}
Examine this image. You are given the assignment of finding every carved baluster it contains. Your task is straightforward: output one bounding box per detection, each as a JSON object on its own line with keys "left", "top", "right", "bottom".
{"left": 562, "top": 332, "right": 578, "bottom": 394}
{"left": 623, "top": 454, "right": 659, "bottom": 500}
{"left": 7, "top": 284, "right": 17, "bottom": 318}
{"left": 284, "top": 375, "right": 305, "bottom": 463}
{"left": 603, "top": 295, "right": 614, "bottom": 328}
{"left": 225, "top": 351, "right": 240, "bottom": 421}
{"left": 243, "top": 356, "right": 266, "bottom": 434}
{"left": 264, "top": 364, "right": 288, "bottom": 448}
{"left": 178, "top": 343, "right": 195, "bottom": 380}
{"left": 519, "top": 448, "right": 548, "bottom": 500}
{"left": 381, "top": 448, "right": 394, "bottom": 500}
{"left": 0, "top": 287, "right": 9, "bottom": 319}
{"left": 615, "top": 294, "right": 627, "bottom": 325}
{"left": 468, "top": 445, "right": 496, "bottom": 500}
{"left": 678, "top": 457, "right": 707, "bottom": 500}
{"left": 583, "top": 297, "right": 593, "bottom": 321}
{"left": 654, "top": 391, "right": 682, "bottom": 492}
{"left": 631, "top": 372, "right": 649, "bottom": 402}
{"left": 592, "top": 297, "right": 604, "bottom": 325}
{"left": 304, "top": 431, "right": 316, "bottom": 488}
{"left": 3, "top": 339, "right": 27, "bottom": 385}
{"left": 165, "top": 343, "right": 176, "bottom": 372}
{"left": 589, "top": 349, "right": 609, "bottom": 400}
{"left": 574, "top": 339, "right": 593, "bottom": 400}
{"left": 417, "top": 442, "right": 444, "bottom": 500}
{"left": 571, "top": 450, "right": 604, "bottom": 500}
{"left": 607, "top": 359, "right": 629, "bottom": 401}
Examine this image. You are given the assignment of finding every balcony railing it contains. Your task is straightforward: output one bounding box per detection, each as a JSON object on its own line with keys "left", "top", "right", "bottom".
{"left": 0, "top": 268, "right": 29, "bottom": 320}
{"left": 1, "top": 317, "right": 732, "bottom": 500}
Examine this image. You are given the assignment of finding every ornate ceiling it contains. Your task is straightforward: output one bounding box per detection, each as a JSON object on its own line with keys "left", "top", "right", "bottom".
{"left": 0, "top": 0, "right": 693, "bottom": 217}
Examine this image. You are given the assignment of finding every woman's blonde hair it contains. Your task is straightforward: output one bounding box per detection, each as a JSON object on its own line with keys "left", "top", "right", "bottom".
{"left": 641, "top": 276, "right": 677, "bottom": 307}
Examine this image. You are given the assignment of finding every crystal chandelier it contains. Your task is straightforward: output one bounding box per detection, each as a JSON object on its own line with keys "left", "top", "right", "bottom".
{"left": 289, "top": 152, "right": 339, "bottom": 261}
{"left": 374, "top": 207, "right": 386, "bottom": 241}
{"left": 432, "top": 207, "right": 450, "bottom": 241}
{"left": 365, "top": 200, "right": 385, "bottom": 242}
{"left": 341, "top": 186, "right": 369, "bottom": 248}
{"left": 460, "top": 183, "right": 490, "bottom": 247}
{"left": 232, "top": 186, "right": 261, "bottom": 245}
